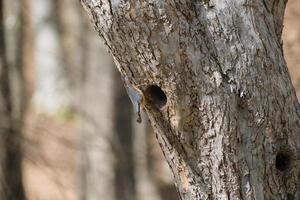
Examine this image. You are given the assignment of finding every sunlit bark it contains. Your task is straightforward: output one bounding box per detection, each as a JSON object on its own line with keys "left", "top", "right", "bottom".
{"left": 81, "top": 0, "right": 300, "bottom": 199}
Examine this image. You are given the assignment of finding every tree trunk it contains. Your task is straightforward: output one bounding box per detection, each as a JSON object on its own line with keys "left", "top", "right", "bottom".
{"left": 147, "top": 122, "right": 180, "bottom": 200}
{"left": 133, "top": 116, "right": 162, "bottom": 200}
{"left": 81, "top": 0, "right": 300, "bottom": 200}
{"left": 16, "top": 0, "right": 35, "bottom": 115}
{"left": 0, "top": 0, "right": 26, "bottom": 199}
{"left": 55, "top": 1, "right": 138, "bottom": 199}
{"left": 54, "top": 0, "right": 84, "bottom": 106}
{"left": 113, "top": 74, "right": 136, "bottom": 200}
{"left": 77, "top": 19, "right": 116, "bottom": 200}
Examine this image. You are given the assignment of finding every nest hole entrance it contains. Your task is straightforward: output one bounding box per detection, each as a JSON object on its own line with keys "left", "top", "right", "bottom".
{"left": 144, "top": 85, "right": 167, "bottom": 109}
{"left": 275, "top": 151, "right": 291, "bottom": 171}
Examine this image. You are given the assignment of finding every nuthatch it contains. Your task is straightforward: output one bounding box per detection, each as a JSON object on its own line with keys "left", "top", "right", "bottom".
{"left": 122, "top": 76, "right": 143, "bottom": 123}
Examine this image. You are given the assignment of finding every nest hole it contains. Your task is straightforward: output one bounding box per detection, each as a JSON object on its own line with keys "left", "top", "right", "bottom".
{"left": 275, "top": 151, "right": 291, "bottom": 172}
{"left": 144, "top": 85, "right": 167, "bottom": 109}
{"left": 287, "top": 193, "right": 294, "bottom": 200}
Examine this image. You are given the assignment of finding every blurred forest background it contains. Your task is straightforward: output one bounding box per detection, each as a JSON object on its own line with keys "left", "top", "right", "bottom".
{"left": 1, "top": 0, "right": 299, "bottom": 199}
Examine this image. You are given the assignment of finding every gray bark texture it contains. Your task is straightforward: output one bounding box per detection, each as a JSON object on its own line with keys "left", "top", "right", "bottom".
{"left": 81, "top": 0, "right": 300, "bottom": 199}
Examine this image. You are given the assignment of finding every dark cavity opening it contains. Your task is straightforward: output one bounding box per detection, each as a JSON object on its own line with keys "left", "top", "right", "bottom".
{"left": 144, "top": 85, "right": 167, "bottom": 109}
{"left": 275, "top": 151, "right": 291, "bottom": 171}
{"left": 287, "top": 193, "right": 294, "bottom": 200}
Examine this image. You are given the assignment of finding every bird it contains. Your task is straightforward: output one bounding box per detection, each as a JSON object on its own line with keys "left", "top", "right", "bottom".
{"left": 122, "top": 75, "right": 143, "bottom": 123}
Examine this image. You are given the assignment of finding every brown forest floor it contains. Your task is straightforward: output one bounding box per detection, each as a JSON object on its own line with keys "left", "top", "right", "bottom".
{"left": 23, "top": 113, "right": 78, "bottom": 200}
{"left": 23, "top": 1, "right": 300, "bottom": 199}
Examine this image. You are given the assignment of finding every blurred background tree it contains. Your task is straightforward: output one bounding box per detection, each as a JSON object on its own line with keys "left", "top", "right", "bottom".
{"left": 0, "top": 0, "right": 299, "bottom": 199}
{"left": 0, "top": 0, "right": 34, "bottom": 198}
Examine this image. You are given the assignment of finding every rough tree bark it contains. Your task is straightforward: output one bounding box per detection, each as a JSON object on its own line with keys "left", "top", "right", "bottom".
{"left": 81, "top": 0, "right": 300, "bottom": 199}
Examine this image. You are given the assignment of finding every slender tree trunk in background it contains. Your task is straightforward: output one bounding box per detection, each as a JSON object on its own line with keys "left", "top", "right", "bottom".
{"left": 147, "top": 123, "right": 180, "bottom": 200}
{"left": 17, "top": 0, "right": 35, "bottom": 114}
{"left": 56, "top": 2, "right": 116, "bottom": 199}
{"left": 133, "top": 117, "right": 162, "bottom": 200}
{"left": 81, "top": 0, "right": 300, "bottom": 199}
{"left": 0, "top": 0, "right": 26, "bottom": 199}
{"left": 113, "top": 74, "right": 136, "bottom": 200}
{"left": 55, "top": 0, "right": 83, "bottom": 105}
{"left": 78, "top": 26, "right": 116, "bottom": 200}
{"left": 56, "top": 1, "right": 136, "bottom": 199}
